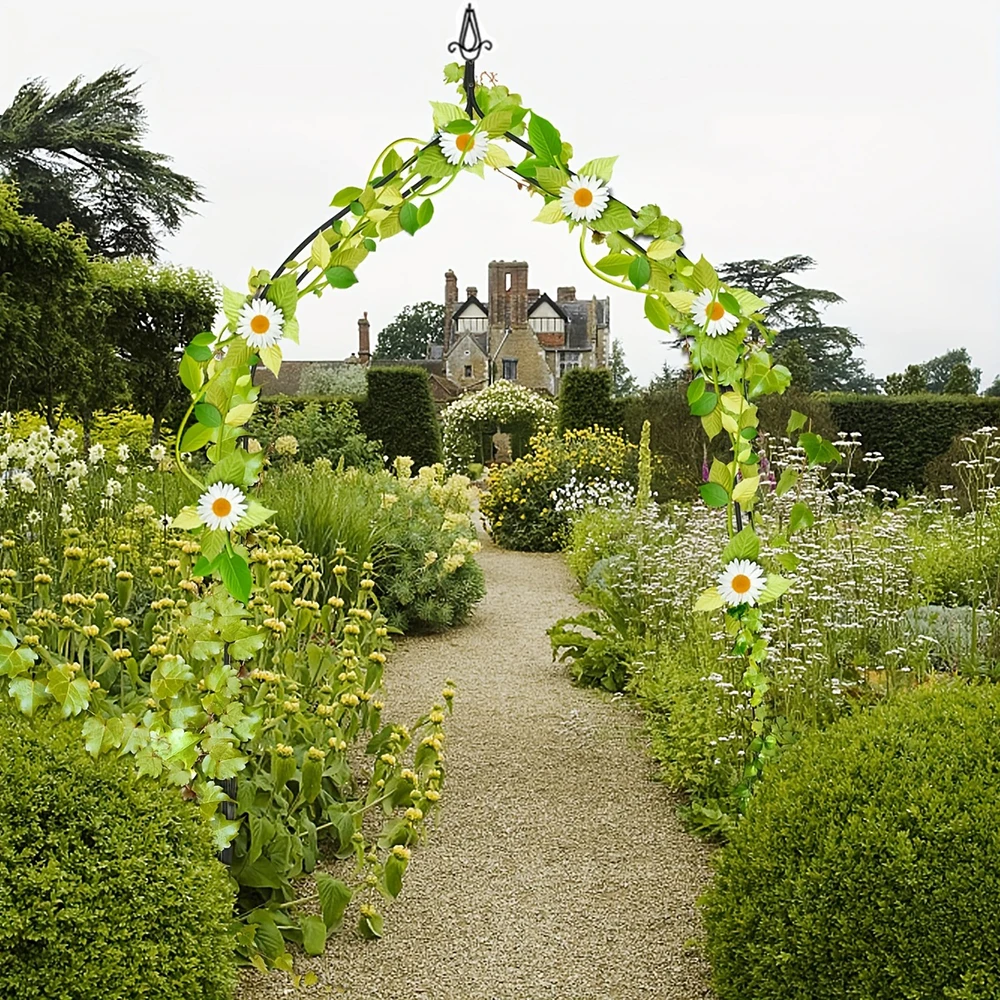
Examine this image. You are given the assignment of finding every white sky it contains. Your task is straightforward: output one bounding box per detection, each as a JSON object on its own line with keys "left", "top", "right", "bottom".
{"left": 4, "top": 0, "right": 998, "bottom": 385}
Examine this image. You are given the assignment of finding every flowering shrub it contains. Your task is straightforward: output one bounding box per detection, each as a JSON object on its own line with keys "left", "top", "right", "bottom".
{"left": 1, "top": 407, "right": 171, "bottom": 455}
{"left": 480, "top": 426, "right": 636, "bottom": 551}
{"left": 440, "top": 379, "right": 557, "bottom": 474}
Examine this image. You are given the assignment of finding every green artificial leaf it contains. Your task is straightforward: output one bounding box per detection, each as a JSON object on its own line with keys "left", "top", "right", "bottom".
{"left": 694, "top": 587, "right": 725, "bottom": 613}
{"left": 646, "top": 237, "right": 683, "bottom": 261}
{"left": 700, "top": 482, "right": 730, "bottom": 508}
{"left": 325, "top": 265, "right": 359, "bottom": 289}
{"left": 331, "top": 186, "right": 363, "bottom": 208}
{"left": 686, "top": 376, "right": 706, "bottom": 405}
{"left": 236, "top": 501, "right": 277, "bottom": 532}
{"left": 690, "top": 391, "right": 718, "bottom": 417}
{"left": 536, "top": 165, "right": 569, "bottom": 193}
{"left": 722, "top": 527, "right": 761, "bottom": 564}
{"left": 788, "top": 501, "right": 815, "bottom": 535}
{"left": 443, "top": 62, "right": 463, "bottom": 84}
{"left": 485, "top": 142, "right": 514, "bottom": 169}
{"left": 515, "top": 155, "right": 538, "bottom": 179}
{"left": 644, "top": 294, "right": 674, "bottom": 332}
{"left": 733, "top": 287, "right": 769, "bottom": 315}
{"left": 222, "top": 286, "right": 247, "bottom": 327}
{"left": 787, "top": 410, "right": 808, "bottom": 436}
{"left": 443, "top": 118, "right": 474, "bottom": 134}
{"left": 200, "top": 529, "right": 227, "bottom": 563}
{"left": 219, "top": 548, "right": 252, "bottom": 604}
{"left": 180, "top": 421, "right": 214, "bottom": 456}
{"left": 267, "top": 274, "right": 298, "bottom": 319}
{"left": 577, "top": 156, "right": 617, "bottom": 182}
{"left": 664, "top": 290, "right": 695, "bottom": 313}
{"left": 258, "top": 344, "right": 281, "bottom": 376}
{"left": 430, "top": 101, "right": 467, "bottom": 129}
{"left": 628, "top": 255, "right": 652, "bottom": 290}
{"left": 732, "top": 475, "right": 761, "bottom": 506}
{"left": 316, "top": 873, "right": 352, "bottom": 930}
{"left": 400, "top": 202, "right": 419, "bottom": 236}
{"left": 775, "top": 467, "right": 799, "bottom": 497}
{"left": 718, "top": 290, "right": 741, "bottom": 316}
{"left": 194, "top": 402, "right": 222, "bottom": 428}
{"left": 178, "top": 353, "right": 203, "bottom": 394}
{"left": 417, "top": 199, "right": 434, "bottom": 227}
{"left": 172, "top": 505, "right": 202, "bottom": 531}
{"left": 186, "top": 342, "right": 213, "bottom": 362}
{"left": 534, "top": 200, "right": 565, "bottom": 224}
{"left": 800, "top": 432, "right": 842, "bottom": 466}
{"left": 693, "top": 255, "right": 720, "bottom": 292}
{"left": 300, "top": 915, "right": 327, "bottom": 956}
{"left": 480, "top": 108, "right": 517, "bottom": 135}
{"left": 596, "top": 253, "right": 633, "bottom": 277}
{"left": 309, "top": 232, "right": 332, "bottom": 270}
{"left": 709, "top": 459, "right": 734, "bottom": 493}
{"left": 382, "top": 148, "right": 403, "bottom": 175}
{"left": 590, "top": 200, "right": 635, "bottom": 233}
{"left": 415, "top": 146, "right": 455, "bottom": 179}
{"left": 701, "top": 409, "right": 723, "bottom": 440}
{"left": 758, "top": 574, "right": 792, "bottom": 604}
{"left": 528, "top": 113, "right": 562, "bottom": 164}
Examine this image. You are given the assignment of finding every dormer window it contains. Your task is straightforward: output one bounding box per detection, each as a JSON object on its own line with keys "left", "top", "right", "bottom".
{"left": 453, "top": 296, "right": 488, "bottom": 335}
{"left": 527, "top": 293, "right": 569, "bottom": 337}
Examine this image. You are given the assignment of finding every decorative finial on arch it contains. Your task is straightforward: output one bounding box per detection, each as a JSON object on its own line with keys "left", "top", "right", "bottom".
{"left": 448, "top": 4, "right": 492, "bottom": 62}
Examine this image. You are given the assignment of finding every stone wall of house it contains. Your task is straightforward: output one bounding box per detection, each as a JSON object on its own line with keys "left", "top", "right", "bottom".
{"left": 445, "top": 334, "right": 489, "bottom": 389}
{"left": 497, "top": 325, "right": 554, "bottom": 393}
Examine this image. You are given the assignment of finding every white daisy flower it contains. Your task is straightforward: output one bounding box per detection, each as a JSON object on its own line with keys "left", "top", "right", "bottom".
{"left": 88, "top": 443, "right": 106, "bottom": 464}
{"left": 437, "top": 130, "right": 486, "bottom": 166}
{"left": 236, "top": 300, "right": 284, "bottom": 349}
{"left": 692, "top": 288, "right": 740, "bottom": 338}
{"left": 197, "top": 482, "right": 248, "bottom": 532}
{"left": 149, "top": 444, "right": 168, "bottom": 463}
{"left": 718, "top": 559, "right": 766, "bottom": 607}
{"left": 560, "top": 176, "right": 610, "bottom": 222}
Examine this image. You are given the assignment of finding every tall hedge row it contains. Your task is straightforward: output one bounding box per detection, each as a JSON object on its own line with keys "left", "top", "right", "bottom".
{"left": 557, "top": 368, "right": 623, "bottom": 433}
{"left": 823, "top": 394, "right": 1000, "bottom": 495}
{"left": 360, "top": 367, "right": 443, "bottom": 470}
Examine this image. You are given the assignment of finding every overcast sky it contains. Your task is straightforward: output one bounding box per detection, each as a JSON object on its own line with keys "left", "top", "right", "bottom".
{"left": 4, "top": 0, "right": 998, "bottom": 385}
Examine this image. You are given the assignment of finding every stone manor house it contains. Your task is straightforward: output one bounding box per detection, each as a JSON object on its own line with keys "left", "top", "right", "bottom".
{"left": 255, "top": 259, "right": 610, "bottom": 402}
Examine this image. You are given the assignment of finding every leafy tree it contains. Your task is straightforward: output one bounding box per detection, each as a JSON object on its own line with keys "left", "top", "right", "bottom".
{"left": 774, "top": 338, "right": 813, "bottom": 392}
{"left": 983, "top": 376, "right": 1000, "bottom": 398}
{"left": 885, "top": 364, "right": 928, "bottom": 396}
{"left": 921, "top": 348, "right": 981, "bottom": 393}
{"left": 609, "top": 338, "right": 639, "bottom": 396}
{"left": 299, "top": 364, "right": 368, "bottom": 398}
{"left": 92, "top": 259, "right": 218, "bottom": 443}
{"left": 373, "top": 301, "right": 444, "bottom": 360}
{"left": 0, "top": 68, "right": 203, "bottom": 259}
{"left": 0, "top": 182, "right": 121, "bottom": 429}
{"left": 718, "top": 255, "right": 875, "bottom": 392}
{"left": 943, "top": 362, "right": 978, "bottom": 396}
{"left": 647, "top": 361, "right": 686, "bottom": 392}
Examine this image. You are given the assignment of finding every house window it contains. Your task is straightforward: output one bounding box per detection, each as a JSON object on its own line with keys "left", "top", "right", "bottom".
{"left": 457, "top": 317, "right": 488, "bottom": 334}
{"left": 464, "top": 365, "right": 473, "bottom": 378}
{"left": 559, "top": 352, "right": 582, "bottom": 376}
{"left": 502, "top": 358, "right": 518, "bottom": 381}
{"left": 529, "top": 317, "right": 565, "bottom": 334}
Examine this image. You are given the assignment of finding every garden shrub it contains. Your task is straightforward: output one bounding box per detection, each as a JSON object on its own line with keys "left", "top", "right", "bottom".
{"left": 824, "top": 393, "right": 1000, "bottom": 495}
{"left": 480, "top": 426, "right": 637, "bottom": 551}
{"left": 557, "top": 367, "right": 622, "bottom": 433}
{"left": 248, "top": 396, "right": 380, "bottom": 468}
{"left": 0, "top": 704, "right": 236, "bottom": 1000}
{"left": 702, "top": 682, "right": 1000, "bottom": 1000}
{"left": 361, "top": 367, "right": 442, "bottom": 470}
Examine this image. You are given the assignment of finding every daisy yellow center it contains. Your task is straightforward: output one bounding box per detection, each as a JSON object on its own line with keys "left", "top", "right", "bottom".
{"left": 456, "top": 133, "right": 474, "bottom": 152}
{"left": 211, "top": 497, "right": 232, "bottom": 518}
{"left": 731, "top": 574, "right": 752, "bottom": 595}
{"left": 707, "top": 301, "right": 726, "bottom": 321}
{"left": 250, "top": 314, "right": 270, "bottom": 335}
{"left": 573, "top": 187, "right": 594, "bottom": 207}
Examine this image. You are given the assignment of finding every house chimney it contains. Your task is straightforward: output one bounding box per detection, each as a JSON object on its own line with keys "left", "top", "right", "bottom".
{"left": 444, "top": 269, "right": 458, "bottom": 353}
{"left": 557, "top": 286, "right": 576, "bottom": 302}
{"left": 466, "top": 286, "right": 478, "bottom": 299}
{"left": 527, "top": 288, "right": 539, "bottom": 302}
{"left": 358, "top": 312, "right": 371, "bottom": 364}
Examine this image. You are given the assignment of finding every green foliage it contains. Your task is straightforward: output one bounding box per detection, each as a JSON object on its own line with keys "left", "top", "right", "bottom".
{"left": 702, "top": 683, "right": 1000, "bottom": 1000}
{"left": 717, "top": 255, "right": 876, "bottom": 392}
{"left": 299, "top": 364, "right": 368, "bottom": 398}
{"left": 774, "top": 338, "right": 813, "bottom": 391}
{"left": 823, "top": 393, "right": 1000, "bottom": 494}
{"left": 608, "top": 338, "right": 639, "bottom": 396}
{"left": 258, "top": 459, "right": 484, "bottom": 633}
{"left": 481, "top": 426, "right": 637, "bottom": 551}
{"left": 248, "top": 397, "right": 380, "bottom": 468}
{"left": 922, "top": 347, "right": 982, "bottom": 394}
{"left": 884, "top": 362, "right": 928, "bottom": 395}
{"left": 983, "top": 375, "right": 1000, "bottom": 398}
{"left": 92, "top": 259, "right": 219, "bottom": 442}
{"left": 361, "top": 367, "right": 443, "bottom": 471}
{"left": 943, "top": 361, "right": 978, "bottom": 395}
{"left": 0, "top": 703, "right": 236, "bottom": 1000}
{"left": 0, "top": 68, "right": 203, "bottom": 259}
{"left": 557, "top": 368, "right": 623, "bottom": 433}
{"left": 373, "top": 301, "right": 444, "bottom": 360}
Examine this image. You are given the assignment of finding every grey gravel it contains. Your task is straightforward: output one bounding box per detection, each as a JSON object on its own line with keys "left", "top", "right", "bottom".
{"left": 239, "top": 532, "right": 715, "bottom": 1000}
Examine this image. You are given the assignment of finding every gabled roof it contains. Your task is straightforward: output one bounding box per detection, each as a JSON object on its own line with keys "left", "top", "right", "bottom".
{"left": 452, "top": 295, "right": 489, "bottom": 319}
{"left": 446, "top": 330, "right": 488, "bottom": 357}
{"left": 527, "top": 292, "right": 569, "bottom": 321}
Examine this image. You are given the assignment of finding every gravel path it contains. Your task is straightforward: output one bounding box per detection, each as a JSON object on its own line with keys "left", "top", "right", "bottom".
{"left": 239, "top": 533, "right": 714, "bottom": 1000}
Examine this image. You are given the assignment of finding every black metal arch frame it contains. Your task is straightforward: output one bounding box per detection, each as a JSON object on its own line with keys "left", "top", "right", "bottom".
{"left": 255, "top": 3, "right": 686, "bottom": 303}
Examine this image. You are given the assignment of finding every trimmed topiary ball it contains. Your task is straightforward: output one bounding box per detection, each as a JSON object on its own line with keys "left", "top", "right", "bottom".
{"left": 0, "top": 706, "right": 237, "bottom": 1000}
{"left": 702, "top": 682, "right": 1000, "bottom": 1000}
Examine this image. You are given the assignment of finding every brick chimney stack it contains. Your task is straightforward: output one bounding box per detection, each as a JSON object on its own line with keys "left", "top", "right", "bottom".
{"left": 466, "top": 286, "right": 478, "bottom": 299}
{"left": 488, "top": 260, "right": 529, "bottom": 329}
{"left": 444, "top": 269, "right": 458, "bottom": 353}
{"left": 557, "top": 286, "right": 576, "bottom": 303}
{"left": 527, "top": 288, "right": 539, "bottom": 302}
{"left": 358, "top": 312, "right": 371, "bottom": 364}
